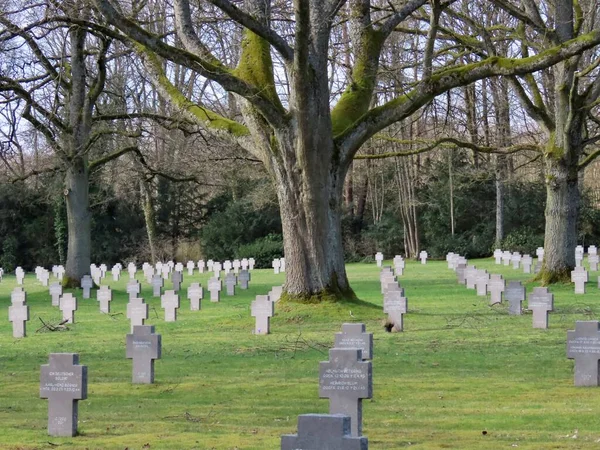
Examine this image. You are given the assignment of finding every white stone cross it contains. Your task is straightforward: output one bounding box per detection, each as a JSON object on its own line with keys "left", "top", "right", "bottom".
{"left": 187, "top": 283, "right": 203, "bottom": 310}
{"left": 223, "top": 260, "right": 232, "bottom": 274}
{"left": 208, "top": 277, "right": 221, "bottom": 302}
{"left": 571, "top": 266, "right": 589, "bottom": 294}
{"left": 528, "top": 287, "right": 554, "bottom": 329}
{"left": 248, "top": 258, "right": 255, "bottom": 270}
{"left": 111, "top": 265, "right": 121, "bottom": 282}
{"left": 487, "top": 274, "right": 505, "bottom": 306}
{"left": 251, "top": 295, "right": 274, "bottom": 335}
{"left": 161, "top": 290, "right": 180, "bottom": 322}
{"left": 375, "top": 252, "right": 384, "bottom": 267}
{"left": 59, "top": 294, "right": 77, "bottom": 323}
{"left": 198, "top": 260, "right": 206, "bottom": 273}
{"left": 232, "top": 259, "right": 241, "bottom": 274}
{"left": 9, "top": 287, "right": 28, "bottom": 338}
{"left": 493, "top": 249, "right": 502, "bottom": 264}
{"left": 151, "top": 274, "right": 163, "bottom": 297}
{"left": 127, "top": 297, "right": 148, "bottom": 332}
{"left": 97, "top": 285, "right": 112, "bottom": 314}
{"left": 126, "top": 280, "right": 141, "bottom": 300}
{"left": 186, "top": 261, "right": 195, "bottom": 275}
{"left": 49, "top": 282, "right": 63, "bottom": 306}
{"left": 419, "top": 250, "right": 428, "bottom": 264}
{"left": 272, "top": 258, "right": 281, "bottom": 274}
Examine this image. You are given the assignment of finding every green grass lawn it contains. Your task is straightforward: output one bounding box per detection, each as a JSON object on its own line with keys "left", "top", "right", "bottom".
{"left": 1, "top": 260, "right": 600, "bottom": 449}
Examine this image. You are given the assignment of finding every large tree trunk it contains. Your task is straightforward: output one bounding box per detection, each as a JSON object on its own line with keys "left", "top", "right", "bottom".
{"left": 64, "top": 158, "right": 91, "bottom": 286}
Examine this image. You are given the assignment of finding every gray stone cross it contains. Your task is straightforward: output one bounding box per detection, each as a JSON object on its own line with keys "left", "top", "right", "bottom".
{"left": 456, "top": 263, "right": 467, "bottom": 284}
{"left": 225, "top": 273, "right": 237, "bottom": 296}
{"left": 505, "top": 281, "right": 525, "bottom": 315}
{"left": 151, "top": 274, "right": 163, "bottom": 297}
{"left": 59, "top": 294, "right": 77, "bottom": 323}
{"left": 81, "top": 275, "right": 93, "bottom": 299}
{"left": 40, "top": 353, "right": 87, "bottom": 437}
{"left": 251, "top": 295, "right": 274, "bottom": 335}
{"left": 9, "top": 287, "right": 28, "bottom": 338}
{"left": 238, "top": 270, "right": 251, "bottom": 289}
{"left": 571, "top": 266, "right": 588, "bottom": 294}
{"left": 521, "top": 254, "right": 533, "bottom": 273}
{"left": 126, "top": 325, "right": 161, "bottom": 384}
{"left": 97, "top": 285, "right": 112, "bottom": 314}
{"left": 464, "top": 266, "right": 477, "bottom": 289}
{"left": 281, "top": 414, "right": 368, "bottom": 450}
{"left": 334, "top": 323, "right": 373, "bottom": 360}
{"left": 171, "top": 271, "right": 183, "bottom": 293}
{"left": 319, "top": 348, "right": 372, "bottom": 437}
{"left": 528, "top": 287, "right": 554, "bottom": 328}
{"left": 187, "top": 282, "right": 203, "bottom": 310}
{"left": 511, "top": 252, "right": 522, "bottom": 269}
{"left": 268, "top": 285, "right": 283, "bottom": 302}
{"left": 589, "top": 254, "right": 599, "bottom": 272}
{"left": 487, "top": 274, "right": 505, "bottom": 306}
{"left": 208, "top": 277, "right": 221, "bottom": 302}
{"left": 475, "top": 269, "right": 489, "bottom": 297}
{"left": 126, "top": 280, "right": 141, "bottom": 300}
{"left": 161, "top": 290, "right": 180, "bottom": 322}
{"left": 49, "top": 282, "right": 63, "bottom": 306}
{"left": 567, "top": 321, "right": 600, "bottom": 386}
{"left": 127, "top": 297, "right": 148, "bottom": 332}
{"left": 383, "top": 287, "right": 407, "bottom": 332}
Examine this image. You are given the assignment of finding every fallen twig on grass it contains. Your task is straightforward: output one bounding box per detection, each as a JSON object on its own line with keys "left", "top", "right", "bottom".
{"left": 36, "top": 317, "right": 69, "bottom": 333}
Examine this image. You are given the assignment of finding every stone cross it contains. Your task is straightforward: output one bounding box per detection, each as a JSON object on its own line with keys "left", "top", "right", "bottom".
{"left": 536, "top": 247, "right": 544, "bottom": 261}
{"left": 232, "top": 259, "right": 241, "bottom": 274}
{"left": 225, "top": 273, "right": 237, "bottom": 296}
{"left": 589, "top": 254, "right": 599, "bottom": 272}
{"left": 126, "top": 280, "right": 141, "bottom": 300}
{"left": 207, "top": 259, "right": 214, "bottom": 271}
{"left": 39, "top": 269, "right": 49, "bottom": 287}
{"left": 126, "top": 325, "right": 161, "bottom": 384}
{"left": 493, "top": 249, "right": 502, "bottom": 264}
{"left": 50, "top": 282, "right": 63, "bottom": 307}
{"left": 127, "top": 297, "right": 148, "bottom": 332}
{"left": 59, "top": 294, "right": 77, "bottom": 323}
{"left": 502, "top": 251, "right": 511, "bottom": 266}
{"left": 521, "top": 254, "right": 533, "bottom": 274}
{"left": 161, "top": 290, "right": 180, "bottom": 322}
{"left": 239, "top": 270, "right": 251, "bottom": 289}
{"left": 475, "top": 270, "right": 489, "bottom": 297}
{"left": 567, "top": 321, "right": 600, "bottom": 386}
{"left": 99, "top": 264, "right": 107, "bottom": 278}
{"left": 334, "top": 323, "right": 373, "bottom": 360}
{"left": 9, "top": 287, "right": 28, "bottom": 338}
{"left": 81, "top": 275, "right": 93, "bottom": 299}
{"left": 576, "top": 245, "right": 584, "bottom": 267}
{"left": 15, "top": 266, "right": 25, "bottom": 285}
{"left": 251, "top": 295, "right": 274, "bottom": 335}
{"left": 487, "top": 274, "right": 505, "bottom": 305}
{"left": 223, "top": 260, "right": 232, "bottom": 274}
{"left": 511, "top": 252, "right": 522, "bottom": 269}
{"left": 128, "top": 262, "right": 137, "bottom": 279}
{"left": 155, "top": 261, "right": 163, "bottom": 272}
{"left": 208, "top": 277, "right": 221, "bottom": 302}
{"left": 505, "top": 281, "right": 525, "bottom": 315}
{"left": 186, "top": 261, "right": 195, "bottom": 275}
{"left": 380, "top": 267, "right": 395, "bottom": 294}
{"left": 571, "top": 266, "right": 589, "bottom": 294}
{"left": 97, "top": 286, "right": 112, "bottom": 314}
{"left": 40, "top": 353, "right": 87, "bottom": 437}
{"left": 419, "top": 250, "right": 428, "bottom": 264}
{"left": 161, "top": 264, "right": 171, "bottom": 280}
{"left": 151, "top": 274, "right": 163, "bottom": 297}
{"left": 272, "top": 258, "right": 281, "bottom": 274}
{"left": 589, "top": 245, "right": 598, "bottom": 256}
{"left": 464, "top": 266, "right": 478, "bottom": 289}
{"left": 175, "top": 262, "right": 184, "bottom": 273}
{"left": 528, "top": 287, "right": 554, "bottom": 328}
{"left": 280, "top": 257, "right": 286, "bottom": 272}
{"left": 456, "top": 263, "right": 467, "bottom": 284}
{"left": 534, "top": 260, "right": 542, "bottom": 274}
{"left": 248, "top": 258, "right": 255, "bottom": 270}
{"left": 269, "top": 286, "right": 283, "bottom": 302}
{"left": 281, "top": 414, "right": 368, "bottom": 450}
{"left": 213, "top": 262, "right": 222, "bottom": 278}
{"left": 187, "top": 283, "right": 203, "bottom": 310}
{"left": 446, "top": 252, "right": 456, "bottom": 269}
{"left": 384, "top": 287, "right": 407, "bottom": 332}
{"left": 143, "top": 265, "right": 154, "bottom": 284}
{"left": 172, "top": 270, "right": 183, "bottom": 293}
{"left": 111, "top": 265, "right": 121, "bottom": 282}
{"left": 319, "top": 348, "right": 372, "bottom": 437}
{"left": 198, "top": 260, "right": 205, "bottom": 273}
{"left": 241, "top": 258, "right": 249, "bottom": 270}
{"left": 394, "top": 257, "right": 405, "bottom": 276}
{"left": 56, "top": 266, "right": 65, "bottom": 280}
{"left": 375, "top": 252, "right": 384, "bottom": 267}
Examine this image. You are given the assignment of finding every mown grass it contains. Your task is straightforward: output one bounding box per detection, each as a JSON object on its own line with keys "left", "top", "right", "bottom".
{"left": 1, "top": 259, "right": 600, "bottom": 449}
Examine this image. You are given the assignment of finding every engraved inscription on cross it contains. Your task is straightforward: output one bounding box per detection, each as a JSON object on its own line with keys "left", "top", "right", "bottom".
{"left": 334, "top": 323, "right": 373, "bottom": 360}
{"left": 40, "top": 353, "right": 87, "bottom": 437}
{"left": 567, "top": 321, "right": 600, "bottom": 386}
{"left": 319, "top": 348, "right": 372, "bottom": 437}
{"left": 126, "top": 325, "right": 161, "bottom": 383}
{"left": 527, "top": 287, "right": 554, "bottom": 329}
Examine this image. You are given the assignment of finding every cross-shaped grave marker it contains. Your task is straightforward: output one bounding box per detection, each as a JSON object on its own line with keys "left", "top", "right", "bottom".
{"left": 248, "top": 258, "right": 255, "bottom": 270}
{"left": 213, "top": 262, "right": 222, "bottom": 278}
{"left": 39, "top": 269, "right": 49, "bottom": 287}
{"left": 536, "top": 247, "right": 544, "bottom": 261}
{"left": 232, "top": 259, "right": 241, "bottom": 274}
{"left": 589, "top": 254, "right": 599, "bottom": 272}
{"left": 464, "top": 266, "right": 478, "bottom": 289}
{"left": 447, "top": 252, "right": 456, "bottom": 269}
{"left": 239, "top": 270, "right": 251, "bottom": 289}
{"left": 9, "top": 287, "right": 28, "bottom": 338}
{"left": 394, "top": 256, "right": 405, "bottom": 276}
{"left": 15, "top": 267, "right": 24, "bottom": 285}
{"left": 334, "top": 323, "right": 373, "bottom": 360}
{"left": 40, "top": 353, "right": 87, "bottom": 436}
{"left": 522, "top": 254, "right": 533, "bottom": 274}
{"left": 487, "top": 274, "right": 505, "bottom": 306}
{"left": 56, "top": 266, "right": 65, "bottom": 280}
{"left": 456, "top": 263, "right": 467, "bottom": 284}
{"left": 272, "top": 258, "right": 281, "bottom": 274}
{"left": 528, "top": 287, "right": 554, "bottom": 328}
{"left": 251, "top": 295, "right": 274, "bottom": 335}
{"left": 198, "top": 260, "right": 205, "bottom": 273}
{"left": 567, "top": 321, "right": 600, "bottom": 386}
{"left": 127, "top": 297, "right": 148, "bottom": 332}
{"left": 505, "top": 281, "right": 525, "bottom": 315}
{"left": 207, "top": 259, "right": 214, "bottom": 271}
{"left": 419, "top": 250, "right": 428, "bottom": 264}
{"left": 161, "top": 290, "right": 180, "bottom": 322}
{"left": 81, "top": 275, "right": 93, "bottom": 299}
{"left": 126, "top": 325, "right": 161, "bottom": 383}
{"left": 319, "top": 348, "right": 372, "bottom": 437}
{"left": 571, "top": 266, "right": 589, "bottom": 294}
{"left": 151, "top": 274, "right": 163, "bottom": 297}
{"left": 111, "top": 265, "right": 121, "bottom": 282}
{"left": 59, "top": 294, "right": 77, "bottom": 323}
{"left": 208, "top": 277, "right": 221, "bottom": 302}
{"left": 97, "top": 286, "right": 112, "bottom": 314}
{"left": 223, "top": 260, "right": 232, "bottom": 274}
{"left": 375, "top": 252, "right": 384, "bottom": 267}
{"left": 511, "top": 252, "right": 522, "bottom": 269}
{"left": 269, "top": 285, "right": 283, "bottom": 302}
{"left": 225, "top": 272, "right": 237, "bottom": 296}
{"left": 127, "top": 263, "right": 137, "bottom": 279}
{"left": 241, "top": 258, "right": 249, "bottom": 270}
{"left": 171, "top": 271, "right": 183, "bottom": 293}
{"left": 281, "top": 414, "right": 368, "bottom": 450}
{"left": 475, "top": 269, "right": 490, "bottom": 297}
{"left": 493, "top": 249, "right": 502, "bottom": 264}
{"left": 186, "top": 261, "right": 195, "bottom": 276}
{"left": 49, "top": 282, "right": 62, "bottom": 307}
{"left": 576, "top": 245, "right": 584, "bottom": 267}
{"left": 126, "top": 280, "right": 141, "bottom": 300}
{"left": 187, "top": 283, "right": 203, "bottom": 310}
{"left": 280, "top": 257, "right": 286, "bottom": 272}
{"left": 502, "top": 251, "right": 511, "bottom": 266}
{"left": 383, "top": 287, "right": 407, "bottom": 332}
